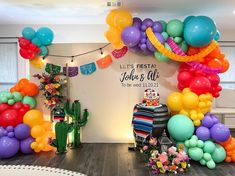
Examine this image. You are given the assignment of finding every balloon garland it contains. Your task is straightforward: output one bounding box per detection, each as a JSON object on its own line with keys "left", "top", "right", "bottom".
{"left": 105, "top": 9, "right": 233, "bottom": 169}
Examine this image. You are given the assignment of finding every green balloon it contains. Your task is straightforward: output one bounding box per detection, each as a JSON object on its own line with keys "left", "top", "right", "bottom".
{"left": 206, "top": 160, "right": 216, "bottom": 169}
{"left": 22, "top": 96, "right": 37, "bottom": 109}
{"left": 184, "top": 140, "right": 190, "bottom": 148}
{"left": 203, "top": 153, "right": 212, "bottom": 161}
{"left": 13, "top": 92, "right": 23, "bottom": 102}
{"left": 200, "top": 159, "right": 206, "bottom": 165}
{"left": 197, "top": 140, "right": 204, "bottom": 148}
{"left": 188, "top": 147, "right": 203, "bottom": 161}
{"left": 160, "top": 20, "right": 167, "bottom": 31}
{"left": 211, "top": 144, "right": 226, "bottom": 163}
{"left": 167, "top": 114, "right": 195, "bottom": 142}
{"left": 203, "top": 141, "right": 216, "bottom": 154}
{"left": 154, "top": 43, "right": 172, "bottom": 62}
{"left": 8, "top": 99, "right": 15, "bottom": 105}
{"left": 0, "top": 96, "right": 8, "bottom": 103}
{"left": 179, "top": 41, "right": 188, "bottom": 53}
{"left": 191, "top": 135, "right": 198, "bottom": 140}
{"left": 161, "top": 32, "right": 169, "bottom": 40}
{"left": 189, "top": 139, "right": 197, "bottom": 147}
{"left": 174, "top": 37, "right": 183, "bottom": 44}
{"left": 166, "top": 19, "right": 184, "bottom": 37}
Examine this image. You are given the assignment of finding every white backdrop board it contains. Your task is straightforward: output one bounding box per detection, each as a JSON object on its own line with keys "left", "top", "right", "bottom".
{"left": 30, "top": 43, "right": 179, "bottom": 143}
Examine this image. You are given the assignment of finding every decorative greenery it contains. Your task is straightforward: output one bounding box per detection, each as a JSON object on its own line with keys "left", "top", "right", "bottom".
{"left": 141, "top": 137, "right": 190, "bottom": 175}
{"left": 33, "top": 73, "right": 67, "bottom": 109}
{"left": 64, "top": 100, "right": 89, "bottom": 148}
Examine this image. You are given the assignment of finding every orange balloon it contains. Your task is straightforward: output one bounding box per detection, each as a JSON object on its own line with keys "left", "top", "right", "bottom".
{"left": 225, "top": 157, "right": 232, "bottom": 163}
{"left": 208, "top": 58, "right": 223, "bottom": 68}
{"left": 23, "top": 110, "right": 43, "bottom": 128}
{"left": 105, "top": 27, "right": 122, "bottom": 44}
{"left": 31, "top": 125, "right": 45, "bottom": 138}
{"left": 206, "top": 46, "right": 221, "bottom": 58}
{"left": 186, "top": 46, "right": 200, "bottom": 56}
{"left": 23, "top": 82, "right": 39, "bottom": 96}
{"left": 232, "top": 154, "right": 235, "bottom": 162}
{"left": 10, "top": 87, "right": 16, "bottom": 93}
{"left": 18, "top": 79, "right": 29, "bottom": 89}
{"left": 41, "top": 121, "right": 52, "bottom": 131}
{"left": 221, "top": 58, "right": 230, "bottom": 73}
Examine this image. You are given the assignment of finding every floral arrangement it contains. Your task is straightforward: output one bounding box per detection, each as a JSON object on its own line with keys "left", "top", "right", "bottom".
{"left": 141, "top": 137, "right": 190, "bottom": 175}
{"left": 33, "top": 73, "right": 67, "bottom": 109}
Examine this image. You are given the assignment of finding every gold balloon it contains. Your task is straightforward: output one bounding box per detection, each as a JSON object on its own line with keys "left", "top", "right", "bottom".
{"left": 105, "top": 27, "right": 122, "bottom": 44}
{"left": 31, "top": 125, "right": 45, "bottom": 138}
{"left": 182, "top": 92, "right": 199, "bottom": 109}
{"left": 167, "top": 92, "right": 183, "bottom": 111}
{"left": 23, "top": 110, "right": 44, "bottom": 128}
{"left": 30, "top": 56, "right": 44, "bottom": 69}
{"left": 106, "top": 9, "right": 118, "bottom": 27}
{"left": 114, "top": 10, "right": 133, "bottom": 30}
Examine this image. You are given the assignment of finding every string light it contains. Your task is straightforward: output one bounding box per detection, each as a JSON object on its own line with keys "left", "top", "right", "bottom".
{"left": 100, "top": 48, "right": 103, "bottom": 56}
{"left": 71, "top": 56, "right": 74, "bottom": 63}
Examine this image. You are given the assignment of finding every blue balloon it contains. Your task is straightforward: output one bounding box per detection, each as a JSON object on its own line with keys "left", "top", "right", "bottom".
{"left": 31, "top": 37, "right": 42, "bottom": 47}
{"left": 39, "top": 46, "right": 48, "bottom": 56}
{"left": 214, "top": 30, "right": 220, "bottom": 41}
{"left": 22, "top": 27, "right": 36, "bottom": 40}
{"left": 183, "top": 16, "right": 217, "bottom": 47}
{"left": 36, "top": 27, "right": 54, "bottom": 46}
{"left": 184, "top": 16, "right": 194, "bottom": 24}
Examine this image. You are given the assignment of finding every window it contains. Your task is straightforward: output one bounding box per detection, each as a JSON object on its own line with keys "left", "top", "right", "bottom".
{"left": 220, "top": 42, "right": 235, "bottom": 89}
{"left": 0, "top": 42, "right": 18, "bottom": 91}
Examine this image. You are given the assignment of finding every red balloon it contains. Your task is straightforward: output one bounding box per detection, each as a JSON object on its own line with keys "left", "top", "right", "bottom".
{"left": 177, "top": 71, "right": 193, "bottom": 87}
{"left": 18, "top": 37, "right": 30, "bottom": 49}
{"left": 0, "top": 109, "right": 20, "bottom": 128}
{"left": 189, "top": 76, "right": 211, "bottom": 95}
{"left": 11, "top": 102, "right": 23, "bottom": 110}
{"left": 19, "top": 49, "right": 36, "bottom": 59}
{"left": 207, "top": 74, "right": 220, "bottom": 86}
{"left": 0, "top": 103, "right": 11, "bottom": 114}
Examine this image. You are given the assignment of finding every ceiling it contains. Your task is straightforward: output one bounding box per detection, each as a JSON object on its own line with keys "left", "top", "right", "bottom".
{"left": 0, "top": 0, "right": 234, "bottom": 30}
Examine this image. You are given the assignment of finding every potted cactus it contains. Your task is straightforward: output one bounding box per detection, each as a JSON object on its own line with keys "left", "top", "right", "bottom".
{"left": 64, "top": 100, "right": 89, "bottom": 148}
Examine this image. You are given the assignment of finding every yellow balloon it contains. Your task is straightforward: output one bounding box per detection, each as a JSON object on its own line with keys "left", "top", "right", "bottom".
{"left": 112, "top": 42, "right": 125, "bottom": 49}
{"left": 31, "top": 125, "right": 45, "bottom": 138}
{"left": 23, "top": 110, "right": 44, "bottom": 128}
{"left": 182, "top": 92, "right": 199, "bottom": 109}
{"left": 106, "top": 9, "right": 118, "bottom": 27}
{"left": 41, "top": 121, "right": 52, "bottom": 131}
{"left": 38, "top": 143, "right": 45, "bottom": 150}
{"left": 30, "top": 56, "right": 44, "bottom": 69}
{"left": 31, "top": 142, "right": 38, "bottom": 149}
{"left": 114, "top": 10, "right": 133, "bottom": 30}
{"left": 105, "top": 27, "right": 122, "bottom": 44}
{"left": 42, "top": 131, "right": 55, "bottom": 152}
{"left": 167, "top": 92, "right": 183, "bottom": 111}
{"left": 193, "top": 119, "right": 201, "bottom": 126}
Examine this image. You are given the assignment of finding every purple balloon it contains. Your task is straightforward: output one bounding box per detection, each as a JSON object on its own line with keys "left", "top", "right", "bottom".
{"left": 152, "top": 21, "right": 163, "bottom": 33}
{"left": 7, "top": 132, "right": 15, "bottom": 138}
{"left": 141, "top": 24, "right": 147, "bottom": 32}
{"left": 146, "top": 33, "right": 165, "bottom": 52}
{"left": 140, "top": 43, "right": 147, "bottom": 51}
{"left": 140, "top": 38, "right": 146, "bottom": 44}
{"left": 14, "top": 124, "right": 30, "bottom": 140}
{"left": 133, "top": 17, "right": 142, "bottom": 29}
{"left": 121, "top": 26, "right": 141, "bottom": 47}
{"left": 129, "top": 46, "right": 140, "bottom": 53}
{"left": 20, "top": 137, "right": 35, "bottom": 154}
{"left": 0, "top": 136, "right": 19, "bottom": 158}
{"left": 143, "top": 18, "right": 154, "bottom": 27}
{"left": 210, "top": 123, "right": 230, "bottom": 142}
{"left": 196, "top": 126, "right": 210, "bottom": 141}
{"left": 202, "top": 113, "right": 214, "bottom": 128}
{"left": 6, "top": 126, "right": 14, "bottom": 132}
{"left": 3, "top": 130, "right": 7, "bottom": 136}
{"left": 0, "top": 127, "right": 5, "bottom": 138}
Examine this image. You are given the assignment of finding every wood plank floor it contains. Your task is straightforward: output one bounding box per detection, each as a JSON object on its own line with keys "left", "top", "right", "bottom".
{"left": 0, "top": 142, "right": 234, "bottom": 176}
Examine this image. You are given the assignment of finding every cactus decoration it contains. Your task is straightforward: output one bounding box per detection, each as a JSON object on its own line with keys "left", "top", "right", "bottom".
{"left": 64, "top": 100, "right": 89, "bottom": 148}
{"left": 51, "top": 107, "right": 73, "bottom": 154}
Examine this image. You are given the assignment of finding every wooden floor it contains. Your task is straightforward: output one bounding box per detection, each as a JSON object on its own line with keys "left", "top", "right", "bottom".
{"left": 0, "top": 132, "right": 234, "bottom": 176}
{"left": 0, "top": 141, "right": 235, "bottom": 176}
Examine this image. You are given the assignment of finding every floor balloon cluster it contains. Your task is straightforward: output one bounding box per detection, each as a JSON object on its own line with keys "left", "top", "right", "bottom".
{"left": 105, "top": 8, "right": 234, "bottom": 170}
{"left": 0, "top": 79, "right": 54, "bottom": 158}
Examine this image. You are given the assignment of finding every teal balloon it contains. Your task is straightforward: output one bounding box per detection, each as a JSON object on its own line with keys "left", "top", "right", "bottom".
{"left": 174, "top": 37, "right": 183, "bottom": 44}
{"left": 184, "top": 16, "right": 194, "bottom": 24}
{"left": 0, "top": 91, "right": 11, "bottom": 103}
{"left": 166, "top": 19, "right": 184, "bottom": 37}
{"left": 22, "top": 96, "right": 37, "bottom": 109}
{"left": 214, "top": 30, "right": 220, "bottom": 41}
{"left": 36, "top": 27, "right": 54, "bottom": 46}
{"left": 184, "top": 16, "right": 217, "bottom": 47}
{"left": 197, "top": 140, "right": 204, "bottom": 148}
{"left": 188, "top": 147, "right": 203, "bottom": 161}
{"left": 211, "top": 144, "right": 226, "bottom": 163}
{"left": 154, "top": 43, "right": 171, "bottom": 62}
{"left": 179, "top": 41, "right": 188, "bottom": 53}
{"left": 8, "top": 99, "right": 15, "bottom": 105}
{"left": 206, "top": 160, "right": 216, "bottom": 169}
{"left": 161, "top": 32, "right": 169, "bottom": 40}
{"left": 203, "top": 153, "right": 212, "bottom": 161}
{"left": 31, "top": 37, "right": 42, "bottom": 47}
{"left": 22, "top": 27, "right": 36, "bottom": 40}
{"left": 167, "top": 114, "right": 195, "bottom": 142}
{"left": 160, "top": 20, "right": 167, "bottom": 31}
{"left": 203, "top": 141, "right": 216, "bottom": 154}
{"left": 39, "top": 46, "right": 48, "bottom": 56}
{"left": 12, "top": 92, "right": 23, "bottom": 102}
{"left": 200, "top": 159, "right": 206, "bottom": 165}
